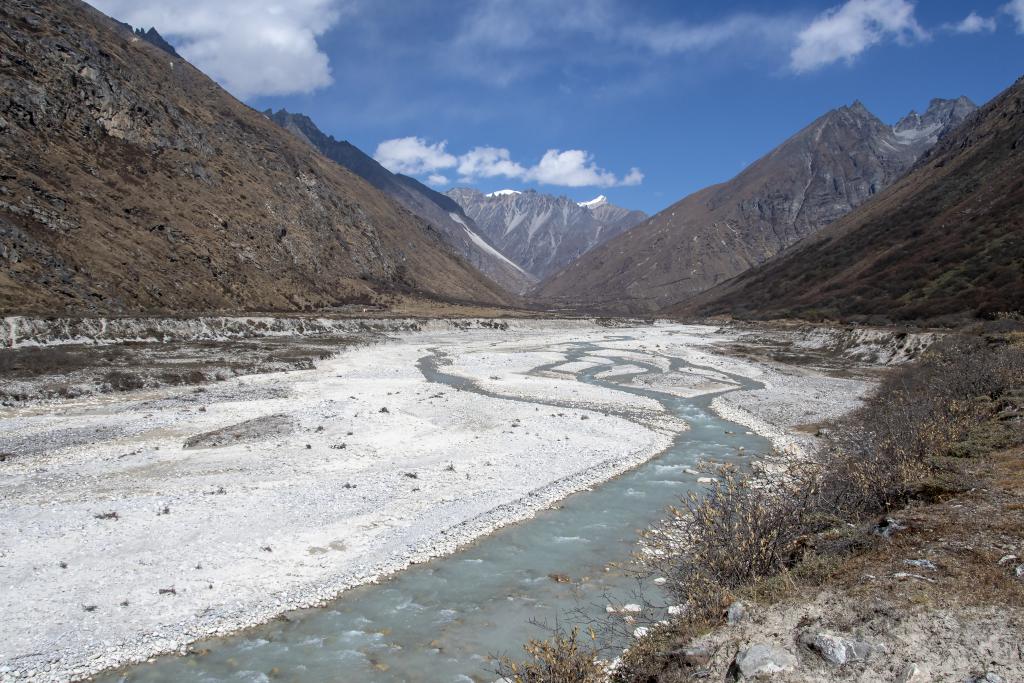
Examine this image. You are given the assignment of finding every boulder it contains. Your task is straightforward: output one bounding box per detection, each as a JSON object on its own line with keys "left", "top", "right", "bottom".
{"left": 729, "top": 643, "right": 797, "bottom": 680}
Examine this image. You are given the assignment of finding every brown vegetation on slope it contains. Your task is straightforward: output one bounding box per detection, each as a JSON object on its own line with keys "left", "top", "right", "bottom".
{"left": 0, "top": 0, "right": 513, "bottom": 315}
{"left": 685, "top": 77, "right": 1024, "bottom": 324}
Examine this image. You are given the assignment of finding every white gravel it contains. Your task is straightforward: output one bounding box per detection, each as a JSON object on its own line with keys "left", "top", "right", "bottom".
{"left": 0, "top": 322, "right": 874, "bottom": 682}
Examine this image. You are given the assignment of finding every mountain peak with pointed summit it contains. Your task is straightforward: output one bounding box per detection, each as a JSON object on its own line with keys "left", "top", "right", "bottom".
{"left": 537, "top": 95, "right": 977, "bottom": 313}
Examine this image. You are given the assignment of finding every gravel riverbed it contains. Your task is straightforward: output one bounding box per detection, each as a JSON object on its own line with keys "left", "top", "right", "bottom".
{"left": 0, "top": 322, "right": 875, "bottom": 682}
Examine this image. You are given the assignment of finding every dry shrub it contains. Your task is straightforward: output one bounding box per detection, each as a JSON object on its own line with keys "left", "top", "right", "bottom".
{"left": 495, "top": 626, "right": 606, "bottom": 683}
{"left": 815, "top": 334, "right": 1024, "bottom": 517}
{"left": 645, "top": 466, "right": 814, "bottom": 617}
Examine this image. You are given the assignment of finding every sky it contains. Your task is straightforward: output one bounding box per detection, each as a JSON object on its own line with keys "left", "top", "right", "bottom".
{"left": 89, "top": 0, "right": 1024, "bottom": 215}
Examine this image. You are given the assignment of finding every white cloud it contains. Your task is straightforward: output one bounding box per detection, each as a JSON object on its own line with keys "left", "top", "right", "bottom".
{"left": 373, "top": 137, "right": 458, "bottom": 175}
{"left": 456, "top": 147, "right": 528, "bottom": 179}
{"left": 627, "top": 14, "right": 798, "bottom": 55}
{"left": 948, "top": 11, "right": 997, "bottom": 34}
{"left": 87, "top": 0, "right": 350, "bottom": 99}
{"left": 1005, "top": 0, "right": 1024, "bottom": 32}
{"left": 374, "top": 137, "right": 642, "bottom": 188}
{"left": 790, "top": 0, "right": 928, "bottom": 73}
{"left": 621, "top": 168, "right": 645, "bottom": 186}
{"left": 524, "top": 149, "right": 625, "bottom": 188}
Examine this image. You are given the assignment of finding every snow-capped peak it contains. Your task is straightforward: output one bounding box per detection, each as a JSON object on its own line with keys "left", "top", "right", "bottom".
{"left": 578, "top": 195, "right": 608, "bottom": 209}
{"left": 486, "top": 189, "right": 521, "bottom": 198}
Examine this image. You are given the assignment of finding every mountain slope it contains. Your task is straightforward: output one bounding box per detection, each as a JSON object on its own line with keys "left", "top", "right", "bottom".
{"left": 445, "top": 188, "right": 647, "bottom": 279}
{"left": 0, "top": 0, "right": 513, "bottom": 315}
{"left": 265, "top": 110, "right": 534, "bottom": 294}
{"left": 684, "top": 77, "right": 1024, "bottom": 323}
{"left": 535, "top": 97, "right": 976, "bottom": 313}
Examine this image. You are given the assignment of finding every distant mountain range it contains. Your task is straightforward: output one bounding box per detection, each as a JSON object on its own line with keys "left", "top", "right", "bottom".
{"left": 446, "top": 188, "right": 647, "bottom": 280}
{"left": 0, "top": 0, "right": 512, "bottom": 315}
{"left": 685, "top": 77, "right": 1023, "bottom": 323}
{"left": 536, "top": 96, "right": 977, "bottom": 313}
{"left": 265, "top": 110, "right": 536, "bottom": 294}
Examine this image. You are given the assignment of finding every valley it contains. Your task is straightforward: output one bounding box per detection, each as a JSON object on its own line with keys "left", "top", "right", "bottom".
{"left": 1, "top": 1, "right": 1022, "bottom": 682}
{"left": 0, "top": 320, "right": 869, "bottom": 682}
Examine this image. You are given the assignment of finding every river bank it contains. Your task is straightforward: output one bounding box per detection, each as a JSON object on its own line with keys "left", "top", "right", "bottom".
{"left": 0, "top": 322, "right": 879, "bottom": 682}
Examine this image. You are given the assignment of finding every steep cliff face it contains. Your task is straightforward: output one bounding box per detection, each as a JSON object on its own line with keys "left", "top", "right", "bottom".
{"left": 266, "top": 110, "right": 534, "bottom": 294}
{"left": 0, "top": 0, "right": 512, "bottom": 315}
{"left": 446, "top": 188, "right": 646, "bottom": 279}
{"left": 686, "top": 79, "right": 1023, "bottom": 323}
{"left": 535, "top": 97, "right": 976, "bottom": 313}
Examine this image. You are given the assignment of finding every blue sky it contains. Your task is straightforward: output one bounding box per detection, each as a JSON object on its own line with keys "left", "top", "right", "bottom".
{"left": 92, "top": 0, "right": 1023, "bottom": 214}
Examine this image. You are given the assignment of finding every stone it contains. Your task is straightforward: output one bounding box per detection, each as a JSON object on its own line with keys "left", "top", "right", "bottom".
{"left": 898, "top": 664, "right": 931, "bottom": 683}
{"left": 726, "top": 601, "right": 747, "bottom": 625}
{"left": 622, "top": 603, "right": 642, "bottom": 613}
{"left": 730, "top": 643, "right": 797, "bottom": 680}
{"left": 904, "top": 558, "right": 937, "bottom": 571}
{"left": 670, "top": 645, "right": 711, "bottom": 667}
{"left": 800, "top": 631, "right": 872, "bottom": 666}
{"left": 874, "top": 517, "right": 906, "bottom": 537}
{"left": 964, "top": 674, "right": 1003, "bottom": 683}
{"left": 633, "top": 626, "right": 649, "bottom": 638}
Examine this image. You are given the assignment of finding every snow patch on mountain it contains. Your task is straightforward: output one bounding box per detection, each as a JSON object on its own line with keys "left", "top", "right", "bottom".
{"left": 578, "top": 195, "right": 608, "bottom": 209}
{"left": 486, "top": 189, "right": 521, "bottom": 197}
{"left": 449, "top": 213, "right": 528, "bottom": 274}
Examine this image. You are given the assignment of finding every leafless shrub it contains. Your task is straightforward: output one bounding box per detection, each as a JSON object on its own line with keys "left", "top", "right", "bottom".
{"left": 495, "top": 625, "right": 606, "bottom": 683}
{"left": 94, "top": 511, "right": 119, "bottom": 520}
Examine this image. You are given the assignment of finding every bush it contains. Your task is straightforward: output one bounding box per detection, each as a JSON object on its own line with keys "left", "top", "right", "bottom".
{"left": 495, "top": 627, "right": 606, "bottom": 683}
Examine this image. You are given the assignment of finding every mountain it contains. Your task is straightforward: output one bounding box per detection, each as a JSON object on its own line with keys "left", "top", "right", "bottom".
{"left": 445, "top": 188, "right": 647, "bottom": 280}
{"left": 113, "top": 21, "right": 180, "bottom": 57}
{"left": 0, "top": 0, "right": 513, "bottom": 315}
{"left": 535, "top": 96, "right": 977, "bottom": 313}
{"left": 265, "top": 110, "right": 534, "bottom": 294}
{"left": 682, "top": 77, "right": 1024, "bottom": 323}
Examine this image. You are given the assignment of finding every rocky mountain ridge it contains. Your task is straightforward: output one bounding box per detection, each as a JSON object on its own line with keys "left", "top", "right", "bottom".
{"left": 446, "top": 187, "right": 647, "bottom": 280}
{"left": 0, "top": 0, "right": 513, "bottom": 315}
{"left": 535, "top": 96, "right": 976, "bottom": 312}
{"left": 686, "top": 77, "right": 1023, "bottom": 322}
{"left": 265, "top": 110, "right": 535, "bottom": 294}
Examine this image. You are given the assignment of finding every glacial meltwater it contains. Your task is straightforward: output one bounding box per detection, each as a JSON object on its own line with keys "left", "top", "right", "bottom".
{"left": 98, "top": 336, "right": 771, "bottom": 683}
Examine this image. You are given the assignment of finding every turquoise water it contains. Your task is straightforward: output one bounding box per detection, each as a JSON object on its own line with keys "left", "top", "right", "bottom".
{"left": 100, "top": 337, "right": 769, "bottom": 682}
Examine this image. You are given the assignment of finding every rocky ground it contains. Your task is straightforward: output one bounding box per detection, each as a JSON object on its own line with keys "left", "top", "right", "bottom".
{"left": 0, "top": 320, "right": 886, "bottom": 682}
{"left": 671, "top": 441, "right": 1024, "bottom": 682}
